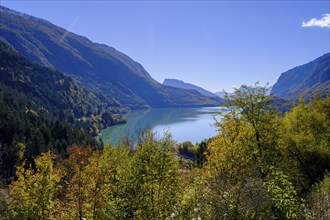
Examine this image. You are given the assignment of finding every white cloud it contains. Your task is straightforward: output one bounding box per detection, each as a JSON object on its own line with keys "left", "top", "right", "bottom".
{"left": 302, "top": 14, "right": 330, "bottom": 28}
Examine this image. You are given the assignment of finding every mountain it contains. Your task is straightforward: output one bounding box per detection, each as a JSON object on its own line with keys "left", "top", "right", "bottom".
{"left": 0, "top": 6, "right": 222, "bottom": 109}
{"left": 0, "top": 38, "right": 126, "bottom": 134}
{"left": 163, "top": 79, "right": 217, "bottom": 97}
{"left": 271, "top": 53, "right": 330, "bottom": 100}
{"left": 0, "top": 39, "right": 109, "bottom": 177}
{"left": 214, "top": 92, "right": 226, "bottom": 98}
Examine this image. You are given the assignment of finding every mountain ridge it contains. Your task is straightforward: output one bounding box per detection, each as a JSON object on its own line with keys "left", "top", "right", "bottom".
{"left": 0, "top": 6, "right": 222, "bottom": 109}
{"left": 271, "top": 53, "right": 330, "bottom": 100}
{"left": 163, "top": 78, "right": 217, "bottom": 97}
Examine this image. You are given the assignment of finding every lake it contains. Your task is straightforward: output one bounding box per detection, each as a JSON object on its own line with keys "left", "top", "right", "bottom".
{"left": 100, "top": 107, "right": 225, "bottom": 146}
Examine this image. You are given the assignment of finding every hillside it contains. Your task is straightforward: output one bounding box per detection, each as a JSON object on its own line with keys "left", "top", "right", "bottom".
{"left": 0, "top": 6, "right": 222, "bottom": 109}
{"left": 0, "top": 38, "right": 126, "bottom": 134}
{"left": 271, "top": 53, "right": 330, "bottom": 100}
{"left": 163, "top": 78, "right": 217, "bottom": 97}
{"left": 0, "top": 39, "right": 111, "bottom": 177}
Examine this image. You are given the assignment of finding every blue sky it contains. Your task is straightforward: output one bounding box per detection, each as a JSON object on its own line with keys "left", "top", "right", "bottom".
{"left": 1, "top": 1, "right": 329, "bottom": 92}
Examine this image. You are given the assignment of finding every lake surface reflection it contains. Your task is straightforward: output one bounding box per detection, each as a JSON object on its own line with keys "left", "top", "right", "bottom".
{"left": 100, "top": 107, "right": 225, "bottom": 145}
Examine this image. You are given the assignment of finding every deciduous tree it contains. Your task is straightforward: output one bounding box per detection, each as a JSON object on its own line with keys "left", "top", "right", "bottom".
{"left": 9, "top": 151, "right": 61, "bottom": 219}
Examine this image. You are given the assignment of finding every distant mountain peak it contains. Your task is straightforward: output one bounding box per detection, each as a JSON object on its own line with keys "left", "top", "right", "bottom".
{"left": 164, "top": 78, "right": 185, "bottom": 83}
{"left": 163, "top": 78, "right": 217, "bottom": 97}
{"left": 0, "top": 6, "right": 222, "bottom": 108}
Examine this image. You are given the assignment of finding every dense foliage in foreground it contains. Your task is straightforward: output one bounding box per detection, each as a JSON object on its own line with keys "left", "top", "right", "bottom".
{"left": 0, "top": 84, "right": 329, "bottom": 219}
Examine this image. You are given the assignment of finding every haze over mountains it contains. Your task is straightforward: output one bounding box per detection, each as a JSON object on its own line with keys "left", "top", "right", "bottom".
{"left": 0, "top": 6, "right": 222, "bottom": 110}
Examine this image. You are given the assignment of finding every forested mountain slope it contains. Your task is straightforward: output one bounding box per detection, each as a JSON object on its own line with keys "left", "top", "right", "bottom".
{"left": 0, "top": 6, "right": 222, "bottom": 109}
{"left": 0, "top": 39, "right": 126, "bottom": 132}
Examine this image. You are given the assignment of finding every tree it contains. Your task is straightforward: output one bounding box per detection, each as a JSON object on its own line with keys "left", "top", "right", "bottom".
{"left": 132, "top": 130, "right": 179, "bottom": 219}
{"left": 204, "top": 117, "right": 273, "bottom": 219}
{"left": 80, "top": 150, "right": 105, "bottom": 219}
{"left": 195, "top": 140, "right": 208, "bottom": 168}
{"left": 199, "top": 83, "right": 299, "bottom": 219}
{"left": 306, "top": 172, "right": 330, "bottom": 219}
{"left": 84, "top": 144, "right": 134, "bottom": 219}
{"left": 9, "top": 151, "right": 61, "bottom": 219}
{"left": 219, "top": 82, "right": 281, "bottom": 175}
{"left": 61, "top": 145, "right": 93, "bottom": 219}
{"left": 280, "top": 96, "right": 330, "bottom": 189}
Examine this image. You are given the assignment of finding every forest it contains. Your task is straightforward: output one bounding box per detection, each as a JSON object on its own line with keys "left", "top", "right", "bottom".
{"left": 0, "top": 84, "right": 329, "bottom": 219}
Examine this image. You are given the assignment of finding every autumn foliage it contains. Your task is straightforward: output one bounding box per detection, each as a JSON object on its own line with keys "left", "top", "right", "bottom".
{"left": 0, "top": 84, "right": 329, "bottom": 219}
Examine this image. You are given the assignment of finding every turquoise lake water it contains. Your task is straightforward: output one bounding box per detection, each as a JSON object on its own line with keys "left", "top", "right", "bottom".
{"left": 100, "top": 107, "right": 225, "bottom": 145}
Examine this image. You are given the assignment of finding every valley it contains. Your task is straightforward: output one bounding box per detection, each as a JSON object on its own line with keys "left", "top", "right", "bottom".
{"left": 0, "top": 3, "right": 329, "bottom": 219}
